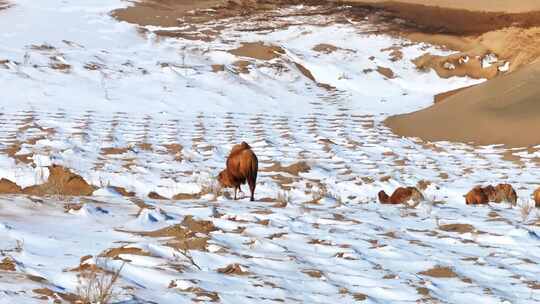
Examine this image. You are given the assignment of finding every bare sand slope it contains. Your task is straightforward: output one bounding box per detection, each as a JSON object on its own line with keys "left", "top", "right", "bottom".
{"left": 386, "top": 61, "right": 540, "bottom": 147}
{"left": 112, "top": 0, "right": 225, "bottom": 27}
{"left": 340, "top": 0, "right": 540, "bottom": 13}
{"left": 340, "top": 0, "right": 540, "bottom": 34}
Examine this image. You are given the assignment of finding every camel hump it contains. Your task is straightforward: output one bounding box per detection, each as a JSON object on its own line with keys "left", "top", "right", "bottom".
{"left": 240, "top": 141, "right": 251, "bottom": 150}
{"left": 229, "top": 142, "right": 252, "bottom": 157}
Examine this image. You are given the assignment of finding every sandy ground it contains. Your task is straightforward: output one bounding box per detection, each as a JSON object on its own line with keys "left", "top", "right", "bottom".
{"left": 339, "top": 1, "right": 540, "bottom": 34}
{"left": 111, "top": 0, "right": 327, "bottom": 29}
{"left": 2, "top": 1, "right": 540, "bottom": 302}
{"left": 111, "top": 0, "right": 226, "bottom": 27}
{"left": 386, "top": 61, "right": 540, "bottom": 147}
{"left": 334, "top": 1, "right": 540, "bottom": 147}
{"left": 340, "top": 0, "right": 540, "bottom": 13}
{"left": 404, "top": 26, "right": 540, "bottom": 73}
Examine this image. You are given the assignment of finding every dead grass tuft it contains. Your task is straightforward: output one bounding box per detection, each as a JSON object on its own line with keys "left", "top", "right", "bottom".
{"left": 520, "top": 200, "right": 534, "bottom": 222}
{"left": 76, "top": 259, "right": 124, "bottom": 304}
{"left": 199, "top": 178, "right": 222, "bottom": 200}
{"left": 275, "top": 190, "right": 290, "bottom": 207}
{"left": 0, "top": 256, "right": 16, "bottom": 271}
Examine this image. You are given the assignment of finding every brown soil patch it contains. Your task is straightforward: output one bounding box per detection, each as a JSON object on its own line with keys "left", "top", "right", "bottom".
{"left": 111, "top": 0, "right": 224, "bottom": 28}
{"left": 32, "top": 288, "right": 80, "bottom": 303}
{"left": 172, "top": 192, "right": 202, "bottom": 200}
{"left": 129, "top": 198, "right": 154, "bottom": 212}
{"left": 262, "top": 161, "right": 310, "bottom": 176}
{"left": 137, "top": 215, "right": 217, "bottom": 251}
{"left": 419, "top": 266, "right": 458, "bottom": 278}
{"left": 232, "top": 60, "right": 251, "bottom": 74}
{"left": 1, "top": 141, "right": 33, "bottom": 165}
{"left": 101, "top": 147, "right": 130, "bottom": 155}
{"left": 313, "top": 43, "right": 338, "bottom": 54}
{"left": 148, "top": 191, "right": 167, "bottom": 200}
{"left": 163, "top": 143, "right": 183, "bottom": 161}
{"left": 50, "top": 62, "right": 71, "bottom": 72}
{"left": 295, "top": 62, "right": 316, "bottom": 82}
{"left": 0, "top": 257, "right": 16, "bottom": 271}
{"left": 352, "top": 293, "right": 367, "bottom": 301}
{"left": 413, "top": 53, "right": 500, "bottom": 79}
{"left": 100, "top": 246, "right": 151, "bottom": 261}
{"left": 302, "top": 269, "right": 323, "bottom": 278}
{"left": 64, "top": 203, "right": 83, "bottom": 213}
{"left": 112, "top": 0, "right": 324, "bottom": 41}
{"left": 0, "top": 178, "right": 22, "bottom": 194}
{"left": 23, "top": 165, "right": 95, "bottom": 196}
{"left": 376, "top": 66, "right": 395, "bottom": 79}
{"left": 211, "top": 64, "right": 225, "bottom": 73}
{"left": 438, "top": 223, "right": 475, "bottom": 234}
{"left": 217, "top": 263, "right": 250, "bottom": 275}
{"left": 181, "top": 286, "right": 220, "bottom": 302}
{"left": 416, "top": 286, "right": 430, "bottom": 296}
{"left": 110, "top": 186, "right": 136, "bottom": 197}
{"left": 407, "top": 27, "right": 540, "bottom": 77}
{"left": 293, "top": 61, "right": 335, "bottom": 89}
{"left": 381, "top": 46, "right": 403, "bottom": 61}
{"left": 386, "top": 61, "right": 540, "bottom": 147}
{"left": 137, "top": 142, "right": 153, "bottom": 151}
{"left": 229, "top": 42, "right": 285, "bottom": 61}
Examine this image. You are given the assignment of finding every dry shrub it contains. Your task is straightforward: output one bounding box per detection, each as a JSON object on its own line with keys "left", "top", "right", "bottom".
{"left": 276, "top": 191, "right": 289, "bottom": 205}
{"left": 520, "top": 200, "right": 534, "bottom": 222}
{"left": 311, "top": 187, "right": 325, "bottom": 203}
{"left": 76, "top": 259, "right": 124, "bottom": 304}
{"left": 200, "top": 178, "right": 222, "bottom": 200}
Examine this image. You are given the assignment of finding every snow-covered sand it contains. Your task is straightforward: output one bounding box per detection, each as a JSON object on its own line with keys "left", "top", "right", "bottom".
{"left": 0, "top": 0, "right": 539, "bottom": 303}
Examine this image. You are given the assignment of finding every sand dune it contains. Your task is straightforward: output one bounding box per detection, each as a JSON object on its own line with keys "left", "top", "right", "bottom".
{"left": 344, "top": 0, "right": 540, "bottom": 147}
{"left": 339, "top": 0, "right": 540, "bottom": 34}
{"left": 341, "top": 0, "right": 540, "bottom": 13}
{"left": 386, "top": 61, "right": 540, "bottom": 147}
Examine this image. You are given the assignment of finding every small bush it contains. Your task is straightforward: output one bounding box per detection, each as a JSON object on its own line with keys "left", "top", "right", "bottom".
{"left": 76, "top": 259, "right": 124, "bottom": 304}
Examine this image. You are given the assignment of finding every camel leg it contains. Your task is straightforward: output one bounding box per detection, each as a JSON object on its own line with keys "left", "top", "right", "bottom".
{"left": 234, "top": 186, "right": 238, "bottom": 200}
{"left": 248, "top": 178, "right": 256, "bottom": 202}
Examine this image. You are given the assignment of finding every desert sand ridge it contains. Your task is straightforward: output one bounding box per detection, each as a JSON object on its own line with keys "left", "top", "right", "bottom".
{"left": 386, "top": 61, "right": 540, "bottom": 147}
{"left": 339, "top": 0, "right": 540, "bottom": 13}
{"left": 336, "top": 1, "right": 540, "bottom": 147}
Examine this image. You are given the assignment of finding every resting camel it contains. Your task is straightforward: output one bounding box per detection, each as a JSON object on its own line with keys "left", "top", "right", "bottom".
{"left": 378, "top": 187, "right": 424, "bottom": 205}
{"left": 465, "top": 184, "right": 517, "bottom": 205}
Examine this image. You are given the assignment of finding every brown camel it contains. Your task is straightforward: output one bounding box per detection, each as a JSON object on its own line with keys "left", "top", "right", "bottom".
{"left": 217, "top": 142, "right": 258, "bottom": 201}
{"left": 378, "top": 187, "right": 424, "bottom": 205}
